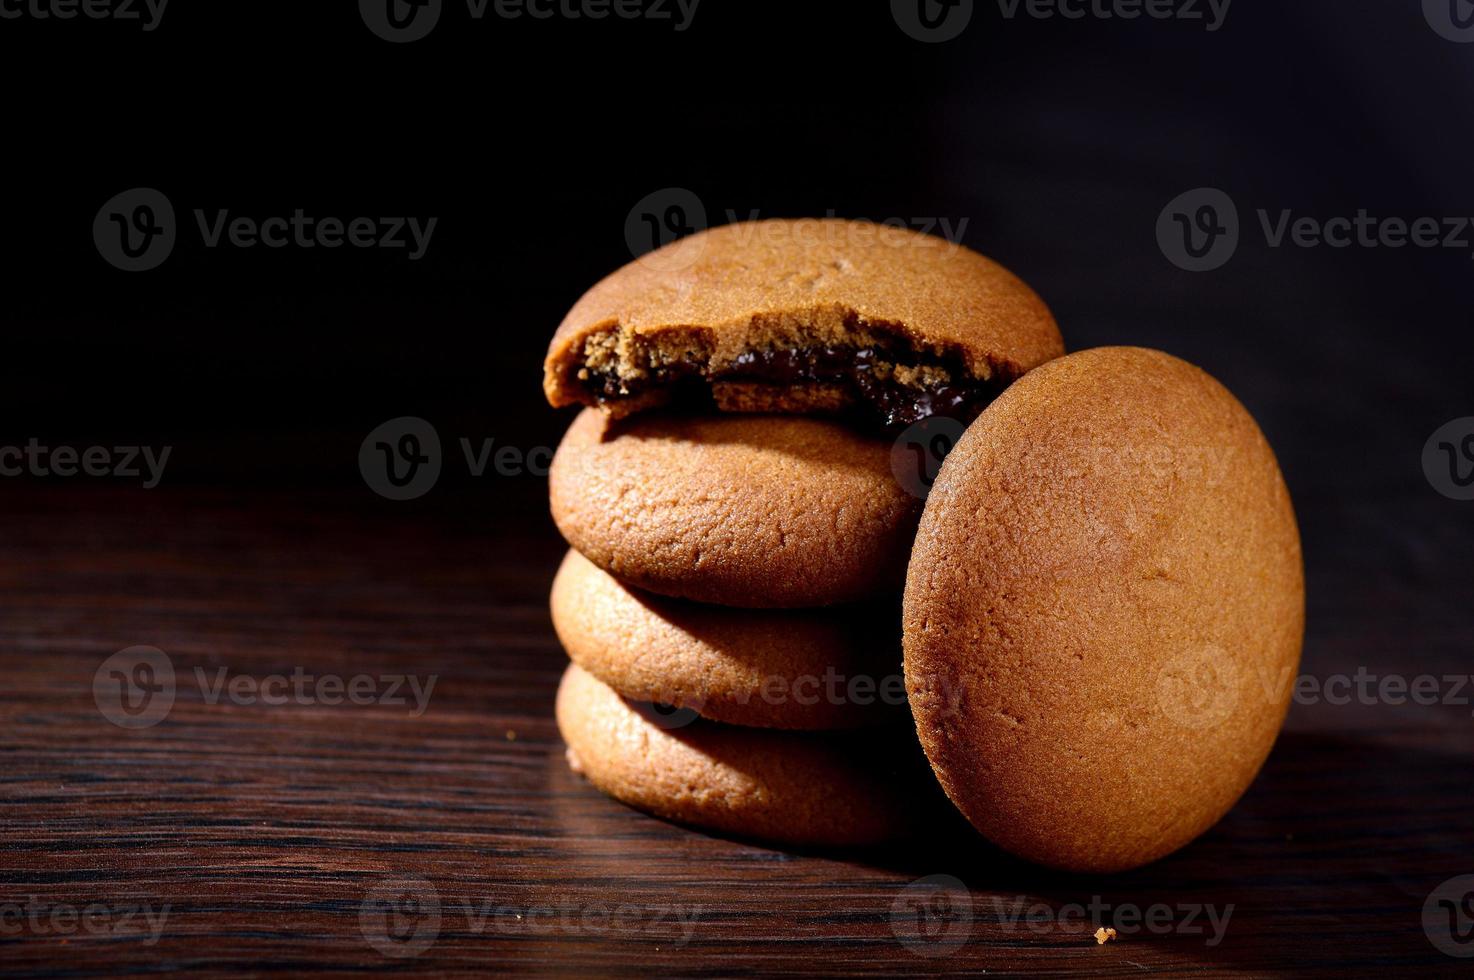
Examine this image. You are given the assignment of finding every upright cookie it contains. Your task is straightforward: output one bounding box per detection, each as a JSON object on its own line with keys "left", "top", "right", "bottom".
{"left": 555, "top": 663, "right": 920, "bottom": 847}
{"left": 550, "top": 550, "right": 904, "bottom": 730}
{"left": 903, "top": 347, "right": 1304, "bottom": 873}
{"left": 549, "top": 408, "right": 922, "bottom": 607}
{"left": 544, "top": 218, "right": 1063, "bottom": 427}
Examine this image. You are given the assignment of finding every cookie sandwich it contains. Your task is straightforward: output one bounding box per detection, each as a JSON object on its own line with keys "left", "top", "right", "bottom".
{"left": 544, "top": 219, "right": 1063, "bottom": 845}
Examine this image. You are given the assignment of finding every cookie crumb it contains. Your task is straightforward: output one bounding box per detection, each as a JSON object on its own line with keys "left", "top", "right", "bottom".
{"left": 505, "top": 729, "right": 518, "bottom": 741}
{"left": 1094, "top": 927, "right": 1118, "bottom": 945}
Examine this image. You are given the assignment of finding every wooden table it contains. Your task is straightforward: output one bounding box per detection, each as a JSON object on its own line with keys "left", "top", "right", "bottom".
{"left": 1, "top": 482, "right": 1470, "bottom": 977}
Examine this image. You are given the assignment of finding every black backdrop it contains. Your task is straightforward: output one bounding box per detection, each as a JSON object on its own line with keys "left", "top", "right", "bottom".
{"left": 2, "top": 1, "right": 1471, "bottom": 662}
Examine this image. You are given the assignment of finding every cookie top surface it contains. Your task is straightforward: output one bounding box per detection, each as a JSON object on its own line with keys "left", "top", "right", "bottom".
{"left": 549, "top": 408, "right": 922, "bottom": 607}
{"left": 555, "top": 663, "right": 921, "bottom": 847}
{"left": 550, "top": 550, "right": 904, "bottom": 730}
{"left": 903, "top": 347, "right": 1304, "bottom": 872}
{"left": 543, "top": 219, "right": 1063, "bottom": 426}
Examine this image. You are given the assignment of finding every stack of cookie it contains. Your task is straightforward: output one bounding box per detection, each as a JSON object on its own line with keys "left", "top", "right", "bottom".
{"left": 542, "top": 219, "right": 1064, "bottom": 848}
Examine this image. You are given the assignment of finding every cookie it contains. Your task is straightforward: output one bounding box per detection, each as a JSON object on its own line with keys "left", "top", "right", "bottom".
{"left": 549, "top": 408, "right": 922, "bottom": 607}
{"left": 554, "top": 663, "right": 919, "bottom": 847}
{"left": 550, "top": 549, "right": 905, "bottom": 730}
{"left": 903, "top": 347, "right": 1304, "bottom": 873}
{"left": 544, "top": 218, "right": 1064, "bottom": 428}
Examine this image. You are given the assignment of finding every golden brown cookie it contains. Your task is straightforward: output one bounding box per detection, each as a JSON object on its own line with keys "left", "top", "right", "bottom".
{"left": 549, "top": 408, "right": 922, "bottom": 607}
{"left": 550, "top": 549, "right": 905, "bottom": 730}
{"left": 903, "top": 347, "right": 1304, "bottom": 873}
{"left": 554, "top": 663, "right": 919, "bottom": 847}
{"left": 544, "top": 218, "right": 1064, "bottom": 428}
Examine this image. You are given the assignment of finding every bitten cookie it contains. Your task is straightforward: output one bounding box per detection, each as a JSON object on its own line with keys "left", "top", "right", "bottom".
{"left": 549, "top": 408, "right": 922, "bottom": 607}
{"left": 903, "top": 347, "right": 1304, "bottom": 873}
{"left": 544, "top": 218, "right": 1064, "bottom": 427}
{"left": 550, "top": 549, "right": 905, "bottom": 729}
{"left": 555, "top": 663, "right": 919, "bottom": 847}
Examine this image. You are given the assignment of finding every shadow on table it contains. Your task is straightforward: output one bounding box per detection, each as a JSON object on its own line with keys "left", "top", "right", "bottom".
{"left": 853, "top": 730, "right": 1474, "bottom": 972}
{"left": 547, "top": 728, "right": 1472, "bottom": 972}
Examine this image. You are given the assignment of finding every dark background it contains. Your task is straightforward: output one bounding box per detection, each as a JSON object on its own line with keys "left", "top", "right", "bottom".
{"left": 2, "top": 0, "right": 1472, "bottom": 974}
{"left": 5, "top": 0, "right": 1471, "bottom": 663}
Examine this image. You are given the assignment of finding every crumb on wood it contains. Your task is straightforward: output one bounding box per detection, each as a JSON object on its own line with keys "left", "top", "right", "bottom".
{"left": 1094, "top": 926, "right": 1118, "bottom": 945}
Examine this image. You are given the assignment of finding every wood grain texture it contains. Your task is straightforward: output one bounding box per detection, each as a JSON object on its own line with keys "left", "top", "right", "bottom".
{"left": 0, "top": 483, "right": 1470, "bottom": 977}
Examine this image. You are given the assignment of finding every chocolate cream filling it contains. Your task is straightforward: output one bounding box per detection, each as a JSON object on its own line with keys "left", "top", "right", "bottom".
{"left": 579, "top": 344, "right": 1009, "bottom": 429}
